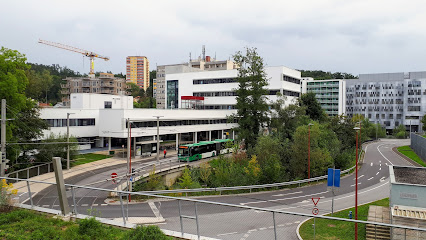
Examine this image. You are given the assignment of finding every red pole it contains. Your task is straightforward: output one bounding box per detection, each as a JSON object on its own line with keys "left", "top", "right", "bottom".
{"left": 308, "top": 126, "right": 311, "bottom": 179}
{"left": 129, "top": 124, "right": 132, "bottom": 202}
{"left": 355, "top": 130, "right": 358, "bottom": 240}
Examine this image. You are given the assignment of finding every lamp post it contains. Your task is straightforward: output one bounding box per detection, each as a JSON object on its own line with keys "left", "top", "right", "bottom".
{"left": 308, "top": 123, "right": 314, "bottom": 179}
{"left": 66, "top": 113, "right": 75, "bottom": 170}
{"left": 153, "top": 116, "right": 164, "bottom": 167}
{"left": 354, "top": 126, "right": 360, "bottom": 240}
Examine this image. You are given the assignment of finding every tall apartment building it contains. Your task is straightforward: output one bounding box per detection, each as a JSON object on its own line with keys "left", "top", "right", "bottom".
{"left": 346, "top": 71, "right": 426, "bottom": 132}
{"left": 126, "top": 56, "right": 150, "bottom": 90}
{"left": 165, "top": 66, "right": 301, "bottom": 110}
{"left": 301, "top": 77, "right": 347, "bottom": 116}
{"left": 61, "top": 73, "right": 128, "bottom": 106}
{"left": 155, "top": 57, "right": 237, "bottom": 109}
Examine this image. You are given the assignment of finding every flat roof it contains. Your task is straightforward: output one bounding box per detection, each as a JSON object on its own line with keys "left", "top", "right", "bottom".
{"left": 393, "top": 166, "right": 426, "bottom": 185}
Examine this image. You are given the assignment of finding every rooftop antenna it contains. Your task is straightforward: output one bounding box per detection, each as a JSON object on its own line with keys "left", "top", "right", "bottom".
{"left": 189, "top": 52, "right": 192, "bottom": 62}
{"left": 202, "top": 45, "right": 206, "bottom": 61}
{"left": 215, "top": 52, "right": 217, "bottom": 61}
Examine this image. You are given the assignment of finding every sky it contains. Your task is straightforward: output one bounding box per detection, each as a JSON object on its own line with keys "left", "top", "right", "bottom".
{"left": 1, "top": 0, "right": 426, "bottom": 76}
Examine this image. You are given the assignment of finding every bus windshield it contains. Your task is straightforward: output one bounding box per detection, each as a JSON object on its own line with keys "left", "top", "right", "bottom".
{"left": 179, "top": 147, "right": 189, "bottom": 156}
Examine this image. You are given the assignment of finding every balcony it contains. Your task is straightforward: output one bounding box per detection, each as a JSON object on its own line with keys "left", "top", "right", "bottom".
{"left": 101, "top": 82, "right": 114, "bottom": 87}
{"left": 61, "top": 84, "right": 70, "bottom": 88}
{"left": 100, "top": 89, "right": 114, "bottom": 94}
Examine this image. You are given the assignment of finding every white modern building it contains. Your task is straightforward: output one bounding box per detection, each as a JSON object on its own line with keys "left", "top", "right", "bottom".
{"left": 346, "top": 71, "right": 426, "bottom": 132}
{"left": 301, "top": 77, "right": 347, "bottom": 116}
{"left": 165, "top": 66, "right": 302, "bottom": 110}
{"left": 41, "top": 93, "right": 238, "bottom": 154}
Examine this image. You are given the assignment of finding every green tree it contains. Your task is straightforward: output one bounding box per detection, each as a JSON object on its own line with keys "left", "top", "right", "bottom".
{"left": 393, "top": 124, "right": 407, "bottom": 139}
{"left": 26, "top": 69, "right": 53, "bottom": 102}
{"left": 36, "top": 133, "right": 78, "bottom": 165}
{"left": 233, "top": 47, "right": 269, "bottom": 152}
{"left": 270, "top": 95, "right": 310, "bottom": 140}
{"left": 0, "top": 47, "right": 49, "bottom": 170}
{"left": 298, "top": 92, "right": 326, "bottom": 121}
{"left": 178, "top": 167, "right": 194, "bottom": 189}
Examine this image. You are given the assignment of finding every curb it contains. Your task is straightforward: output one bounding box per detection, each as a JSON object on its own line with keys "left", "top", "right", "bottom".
{"left": 391, "top": 146, "right": 422, "bottom": 167}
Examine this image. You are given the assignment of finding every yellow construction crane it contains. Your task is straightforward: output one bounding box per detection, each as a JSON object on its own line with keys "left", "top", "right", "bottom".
{"left": 38, "top": 39, "right": 110, "bottom": 76}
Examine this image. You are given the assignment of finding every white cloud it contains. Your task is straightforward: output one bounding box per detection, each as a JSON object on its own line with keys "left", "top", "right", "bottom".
{"left": 1, "top": 0, "right": 426, "bottom": 75}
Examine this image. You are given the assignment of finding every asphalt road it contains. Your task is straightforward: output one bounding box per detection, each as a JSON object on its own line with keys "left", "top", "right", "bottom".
{"left": 21, "top": 139, "right": 413, "bottom": 239}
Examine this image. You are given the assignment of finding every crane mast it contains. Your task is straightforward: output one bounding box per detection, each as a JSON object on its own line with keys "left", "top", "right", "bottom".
{"left": 38, "top": 39, "right": 109, "bottom": 77}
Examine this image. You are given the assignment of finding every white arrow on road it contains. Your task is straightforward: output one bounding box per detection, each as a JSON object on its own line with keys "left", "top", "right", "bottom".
{"left": 380, "top": 177, "right": 386, "bottom": 182}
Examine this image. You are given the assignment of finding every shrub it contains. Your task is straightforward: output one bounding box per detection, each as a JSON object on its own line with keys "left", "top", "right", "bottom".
{"left": 0, "top": 179, "right": 18, "bottom": 209}
{"left": 123, "top": 225, "right": 170, "bottom": 240}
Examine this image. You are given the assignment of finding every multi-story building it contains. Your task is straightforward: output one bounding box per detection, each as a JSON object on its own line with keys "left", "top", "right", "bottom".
{"left": 165, "top": 66, "right": 301, "bottom": 110}
{"left": 301, "top": 77, "right": 347, "bottom": 116}
{"left": 346, "top": 71, "right": 426, "bottom": 132}
{"left": 155, "top": 58, "right": 238, "bottom": 109}
{"left": 41, "top": 93, "right": 237, "bottom": 152}
{"left": 61, "top": 73, "right": 127, "bottom": 106}
{"left": 126, "top": 56, "right": 150, "bottom": 90}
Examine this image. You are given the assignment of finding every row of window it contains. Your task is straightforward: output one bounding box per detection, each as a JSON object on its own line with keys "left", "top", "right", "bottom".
{"left": 193, "top": 90, "right": 300, "bottom": 97}
{"left": 193, "top": 78, "right": 236, "bottom": 85}
{"left": 283, "top": 75, "right": 301, "bottom": 84}
{"left": 130, "top": 119, "right": 236, "bottom": 128}
{"left": 46, "top": 118, "right": 96, "bottom": 127}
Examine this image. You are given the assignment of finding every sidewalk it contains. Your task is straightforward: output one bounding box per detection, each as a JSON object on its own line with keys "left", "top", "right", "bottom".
{"left": 13, "top": 149, "right": 178, "bottom": 193}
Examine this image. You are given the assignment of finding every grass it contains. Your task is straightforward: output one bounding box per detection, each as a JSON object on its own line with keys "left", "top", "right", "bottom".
{"left": 71, "top": 153, "right": 112, "bottom": 167}
{"left": 397, "top": 146, "right": 426, "bottom": 167}
{"left": 299, "top": 198, "right": 389, "bottom": 240}
{"left": 0, "top": 208, "right": 172, "bottom": 240}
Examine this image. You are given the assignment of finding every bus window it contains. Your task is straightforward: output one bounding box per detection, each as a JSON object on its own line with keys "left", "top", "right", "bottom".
{"left": 179, "top": 148, "right": 189, "bottom": 156}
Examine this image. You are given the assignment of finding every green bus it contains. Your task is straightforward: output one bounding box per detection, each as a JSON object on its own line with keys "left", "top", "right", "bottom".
{"left": 178, "top": 139, "right": 234, "bottom": 162}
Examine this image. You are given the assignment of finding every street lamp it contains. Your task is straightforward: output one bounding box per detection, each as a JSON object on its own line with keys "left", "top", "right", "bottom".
{"left": 308, "top": 123, "right": 314, "bottom": 179}
{"left": 153, "top": 116, "right": 164, "bottom": 166}
{"left": 66, "top": 113, "right": 75, "bottom": 170}
{"left": 353, "top": 126, "right": 360, "bottom": 240}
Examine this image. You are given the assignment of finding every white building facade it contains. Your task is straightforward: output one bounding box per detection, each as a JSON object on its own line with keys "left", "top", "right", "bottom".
{"left": 165, "top": 66, "right": 302, "bottom": 110}
{"left": 41, "top": 93, "right": 238, "bottom": 153}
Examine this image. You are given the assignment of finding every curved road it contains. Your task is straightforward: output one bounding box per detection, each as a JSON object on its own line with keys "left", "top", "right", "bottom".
{"left": 23, "top": 139, "right": 413, "bottom": 239}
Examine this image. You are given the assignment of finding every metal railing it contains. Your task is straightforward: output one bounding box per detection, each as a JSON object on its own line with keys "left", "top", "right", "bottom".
{"left": 6, "top": 162, "right": 53, "bottom": 180}
{"left": 2, "top": 176, "right": 426, "bottom": 240}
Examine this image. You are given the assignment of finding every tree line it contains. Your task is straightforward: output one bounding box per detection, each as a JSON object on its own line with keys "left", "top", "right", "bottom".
{"left": 300, "top": 70, "right": 358, "bottom": 80}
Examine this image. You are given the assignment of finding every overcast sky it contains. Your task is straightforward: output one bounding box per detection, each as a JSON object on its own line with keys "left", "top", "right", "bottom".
{"left": 2, "top": 0, "right": 426, "bottom": 76}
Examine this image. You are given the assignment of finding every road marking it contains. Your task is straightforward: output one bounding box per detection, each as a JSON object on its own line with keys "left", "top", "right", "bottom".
{"left": 272, "top": 191, "right": 302, "bottom": 197}
{"left": 353, "top": 175, "right": 364, "bottom": 180}
{"left": 379, "top": 167, "right": 381, "bottom": 171}
{"left": 248, "top": 229, "right": 257, "bottom": 232}
{"left": 295, "top": 221, "right": 300, "bottom": 223}
{"left": 380, "top": 163, "right": 382, "bottom": 167}
{"left": 377, "top": 144, "right": 394, "bottom": 165}
{"left": 385, "top": 163, "right": 388, "bottom": 166}
{"left": 286, "top": 223, "right": 292, "bottom": 225}
{"left": 148, "top": 202, "right": 163, "bottom": 219}
{"left": 350, "top": 183, "right": 361, "bottom": 187}
{"left": 368, "top": 177, "right": 374, "bottom": 181}
{"left": 259, "top": 227, "right": 267, "bottom": 231}
{"left": 370, "top": 162, "right": 373, "bottom": 166}
{"left": 278, "top": 224, "right": 286, "bottom": 227}
{"left": 217, "top": 232, "right": 238, "bottom": 236}
{"left": 18, "top": 192, "right": 28, "bottom": 197}
{"left": 268, "top": 226, "right": 274, "bottom": 229}
{"left": 380, "top": 177, "right": 386, "bottom": 182}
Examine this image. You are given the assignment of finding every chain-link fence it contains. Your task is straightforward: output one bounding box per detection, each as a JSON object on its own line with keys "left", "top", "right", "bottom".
{"left": 410, "top": 133, "right": 426, "bottom": 164}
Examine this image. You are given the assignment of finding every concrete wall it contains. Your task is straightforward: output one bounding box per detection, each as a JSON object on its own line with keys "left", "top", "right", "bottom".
{"left": 410, "top": 133, "right": 426, "bottom": 163}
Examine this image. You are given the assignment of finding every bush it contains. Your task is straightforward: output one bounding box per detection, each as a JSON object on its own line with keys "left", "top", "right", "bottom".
{"left": 123, "top": 225, "right": 170, "bottom": 240}
{"left": 0, "top": 179, "right": 18, "bottom": 209}
{"left": 396, "top": 131, "right": 406, "bottom": 139}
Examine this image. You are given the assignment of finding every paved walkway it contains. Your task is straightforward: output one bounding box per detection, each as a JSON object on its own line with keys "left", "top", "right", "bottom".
{"left": 13, "top": 149, "right": 178, "bottom": 193}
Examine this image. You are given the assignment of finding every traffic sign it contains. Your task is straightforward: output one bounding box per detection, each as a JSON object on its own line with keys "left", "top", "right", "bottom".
{"left": 111, "top": 172, "right": 118, "bottom": 184}
{"left": 312, "top": 207, "right": 319, "bottom": 215}
{"left": 312, "top": 197, "right": 320, "bottom": 206}
{"left": 327, "top": 168, "right": 341, "bottom": 187}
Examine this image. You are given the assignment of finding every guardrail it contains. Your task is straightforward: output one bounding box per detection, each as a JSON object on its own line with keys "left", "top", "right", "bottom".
{"left": 1, "top": 176, "right": 425, "bottom": 240}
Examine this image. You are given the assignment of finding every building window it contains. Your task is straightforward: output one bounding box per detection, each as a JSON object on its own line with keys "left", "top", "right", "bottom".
{"left": 105, "top": 101, "right": 112, "bottom": 109}
{"left": 167, "top": 80, "right": 179, "bottom": 109}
